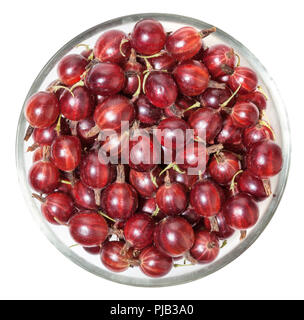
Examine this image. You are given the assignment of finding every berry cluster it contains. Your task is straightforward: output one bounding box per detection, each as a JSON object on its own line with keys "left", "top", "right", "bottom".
{"left": 24, "top": 19, "right": 283, "bottom": 278}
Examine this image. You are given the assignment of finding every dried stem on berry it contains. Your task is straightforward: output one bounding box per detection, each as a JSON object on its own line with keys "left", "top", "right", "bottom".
{"left": 24, "top": 125, "right": 34, "bottom": 142}
{"left": 199, "top": 27, "right": 216, "bottom": 39}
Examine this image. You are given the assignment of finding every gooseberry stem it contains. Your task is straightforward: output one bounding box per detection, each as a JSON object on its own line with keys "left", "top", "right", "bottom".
{"left": 98, "top": 211, "right": 116, "bottom": 223}
{"left": 199, "top": 27, "right": 217, "bottom": 39}
{"left": 174, "top": 263, "right": 194, "bottom": 268}
{"left": 259, "top": 119, "right": 276, "bottom": 140}
{"left": 75, "top": 43, "right": 91, "bottom": 52}
{"left": 150, "top": 169, "right": 159, "bottom": 188}
{"left": 262, "top": 179, "right": 272, "bottom": 196}
{"left": 240, "top": 230, "right": 247, "bottom": 241}
{"left": 69, "top": 243, "right": 80, "bottom": 249}
{"left": 137, "top": 51, "right": 164, "bottom": 59}
{"left": 220, "top": 83, "right": 242, "bottom": 108}
{"left": 55, "top": 114, "right": 62, "bottom": 136}
{"left": 52, "top": 85, "right": 75, "bottom": 98}
{"left": 221, "top": 240, "right": 228, "bottom": 248}
{"left": 24, "top": 125, "right": 34, "bottom": 142}
{"left": 229, "top": 170, "right": 243, "bottom": 194}
{"left": 235, "top": 52, "right": 241, "bottom": 67}
{"left": 32, "top": 193, "right": 45, "bottom": 203}
{"left": 152, "top": 205, "right": 160, "bottom": 217}
{"left": 159, "top": 163, "right": 184, "bottom": 176}
{"left": 94, "top": 189, "right": 101, "bottom": 206}
{"left": 60, "top": 180, "right": 72, "bottom": 185}
{"left": 257, "top": 86, "right": 268, "bottom": 100}
{"left": 132, "top": 74, "right": 142, "bottom": 98}
{"left": 184, "top": 101, "right": 201, "bottom": 112}
{"left": 119, "top": 38, "right": 129, "bottom": 57}
{"left": 116, "top": 164, "right": 126, "bottom": 183}
{"left": 209, "top": 216, "right": 219, "bottom": 233}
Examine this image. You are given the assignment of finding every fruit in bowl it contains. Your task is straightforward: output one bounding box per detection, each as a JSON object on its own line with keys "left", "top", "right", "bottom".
{"left": 21, "top": 16, "right": 285, "bottom": 282}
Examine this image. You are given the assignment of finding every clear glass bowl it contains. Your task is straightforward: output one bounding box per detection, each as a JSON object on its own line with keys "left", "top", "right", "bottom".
{"left": 15, "top": 13, "right": 291, "bottom": 287}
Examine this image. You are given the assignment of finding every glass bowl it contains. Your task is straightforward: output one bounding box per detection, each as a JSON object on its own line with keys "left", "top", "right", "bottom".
{"left": 15, "top": 13, "right": 291, "bottom": 287}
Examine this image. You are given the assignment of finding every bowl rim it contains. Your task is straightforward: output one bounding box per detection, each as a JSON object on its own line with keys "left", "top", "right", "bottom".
{"left": 15, "top": 12, "right": 291, "bottom": 287}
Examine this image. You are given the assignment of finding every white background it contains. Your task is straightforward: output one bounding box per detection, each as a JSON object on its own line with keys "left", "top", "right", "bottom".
{"left": 1, "top": 0, "right": 303, "bottom": 300}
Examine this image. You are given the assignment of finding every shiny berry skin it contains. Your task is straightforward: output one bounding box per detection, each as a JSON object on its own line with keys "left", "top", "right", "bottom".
{"left": 156, "top": 117, "right": 190, "bottom": 150}
{"left": 176, "top": 141, "right": 209, "bottom": 173}
{"left": 203, "top": 44, "right": 236, "bottom": 79}
{"left": 217, "top": 74, "right": 230, "bottom": 84}
{"left": 173, "top": 96, "right": 198, "bottom": 120}
{"left": 190, "top": 180, "right": 221, "bottom": 217}
{"left": 124, "top": 213, "right": 154, "bottom": 250}
{"left": 101, "top": 241, "right": 133, "bottom": 272}
{"left": 139, "top": 246, "right": 173, "bottom": 278}
{"left": 216, "top": 116, "right": 243, "bottom": 146}
{"left": 149, "top": 52, "right": 176, "bottom": 71}
{"left": 127, "top": 133, "right": 161, "bottom": 172}
{"left": 154, "top": 216, "right": 195, "bottom": 257}
{"left": 94, "top": 95, "right": 135, "bottom": 131}
{"left": 156, "top": 181, "right": 188, "bottom": 216}
{"left": 85, "top": 62, "right": 125, "bottom": 96}
{"left": 138, "top": 197, "right": 158, "bottom": 215}
{"left": 41, "top": 192, "right": 74, "bottom": 224}
{"left": 168, "top": 169, "right": 199, "bottom": 191}
{"left": 101, "top": 178, "right": 138, "bottom": 221}
{"left": 204, "top": 211, "right": 235, "bottom": 239}
{"left": 80, "top": 151, "right": 114, "bottom": 189}
{"left": 189, "top": 230, "right": 220, "bottom": 264}
{"left": 80, "top": 49, "right": 93, "bottom": 60}
{"left": 224, "top": 143, "right": 246, "bottom": 155}
{"left": 94, "top": 30, "right": 130, "bottom": 64}
{"left": 29, "top": 160, "right": 60, "bottom": 194}
{"left": 100, "top": 130, "right": 127, "bottom": 158}
{"left": 76, "top": 118, "right": 98, "bottom": 147}
{"left": 51, "top": 135, "right": 81, "bottom": 172}
{"left": 173, "top": 60, "right": 209, "bottom": 96}
{"left": 72, "top": 180, "right": 98, "bottom": 210}
{"left": 164, "top": 103, "right": 185, "bottom": 119}
{"left": 145, "top": 72, "right": 178, "bottom": 109}
{"left": 56, "top": 179, "right": 73, "bottom": 195}
{"left": 243, "top": 123, "right": 274, "bottom": 149}
{"left": 129, "top": 167, "right": 163, "bottom": 198}
{"left": 68, "top": 211, "right": 108, "bottom": 247}
{"left": 166, "top": 27, "right": 202, "bottom": 61}
{"left": 238, "top": 170, "right": 271, "bottom": 201}
{"left": 123, "top": 72, "right": 142, "bottom": 98}
{"left": 231, "top": 102, "right": 259, "bottom": 128}
{"left": 181, "top": 207, "right": 202, "bottom": 226}
{"left": 59, "top": 86, "right": 94, "bottom": 121}
{"left": 246, "top": 140, "right": 283, "bottom": 178}
{"left": 96, "top": 94, "right": 107, "bottom": 104}
{"left": 135, "top": 94, "right": 162, "bottom": 126}
{"left": 200, "top": 86, "right": 235, "bottom": 109}
{"left": 208, "top": 151, "right": 241, "bottom": 185}
{"left": 57, "top": 54, "right": 87, "bottom": 86}
{"left": 83, "top": 245, "right": 102, "bottom": 255}
{"left": 161, "top": 145, "right": 177, "bottom": 165}
{"left": 131, "top": 19, "right": 166, "bottom": 55}
{"left": 25, "top": 92, "right": 59, "bottom": 129}
{"left": 32, "top": 123, "right": 57, "bottom": 147}
{"left": 228, "top": 66, "right": 258, "bottom": 94}
{"left": 238, "top": 91, "right": 267, "bottom": 111}
{"left": 188, "top": 107, "right": 223, "bottom": 144}
{"left": 123, "top": 49, "right": 144, "bottom": 96}
{"left": 32, "top": 147, "right": 44, "bottom": 162}
{"left": 223, "top": 193, "right": 259, "bottom": 230}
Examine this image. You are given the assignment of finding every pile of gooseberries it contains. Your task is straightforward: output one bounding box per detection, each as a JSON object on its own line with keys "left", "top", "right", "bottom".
{"left": 24, "top": 18, "right": 283, "bottom": 278}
